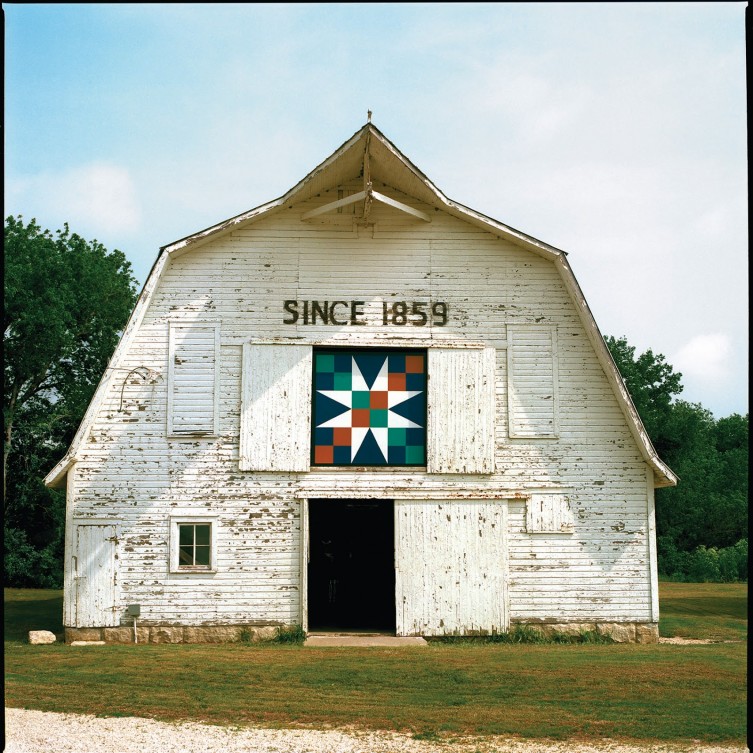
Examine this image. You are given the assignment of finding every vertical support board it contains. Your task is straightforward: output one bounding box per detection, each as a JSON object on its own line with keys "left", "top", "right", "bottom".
{"left": 63, "top": 464, "right": 77, "bottom": 627}
{"left": 427, "top": 347, "right": 496, "bottom": 473}
{"left": 507, "top": 326, "right": 559, "bottom": 438}
{"left": 395, "top": 499, "right": 508, "bottom": 636}
{"left": 300, "top": 498, "right": 309, "bottom": 632}
{"left": 239, "top": 343, "right": 313, "bottom": 471}
{"left": 646, "top": 466, "right": 660, "bottom": 622}
{"left": 73, "top": 523, "right": 118, "bottom": 627}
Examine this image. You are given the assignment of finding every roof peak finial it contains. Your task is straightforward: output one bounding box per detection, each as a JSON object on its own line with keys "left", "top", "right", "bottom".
{"left": 367, "top": 109, "right": 372, "bottom": 124}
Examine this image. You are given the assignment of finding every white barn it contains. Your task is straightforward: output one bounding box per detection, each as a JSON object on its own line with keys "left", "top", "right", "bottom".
{"left": 46, "top": 122, "right": 676, "bottom": 644}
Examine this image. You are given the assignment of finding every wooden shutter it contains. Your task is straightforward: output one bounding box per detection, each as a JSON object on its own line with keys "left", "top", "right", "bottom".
{"left": 507, "top": 326, "right": 559, "bottom": 438}
{"left": 240, "top": 343, "right": 312, "bottom": 472}
{"left": 526, "top": 493, "right": 574, "bottom": 533}
{"left": 167, "top": 323, "right": 220, "bottom": 436}
{"left": 427, "top": 347, "right": 496, "bottom": 474}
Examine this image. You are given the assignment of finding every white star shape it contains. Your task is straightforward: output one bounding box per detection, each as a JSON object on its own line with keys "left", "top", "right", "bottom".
{"left": 317, "top": 357, "right": 422, "bottom": 462}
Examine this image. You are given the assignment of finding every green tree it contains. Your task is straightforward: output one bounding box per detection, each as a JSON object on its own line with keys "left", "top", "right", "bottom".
{"left": 605, "top": 334, "right": 748, "bottom": 579}
{"left": 4, "top": 215, "right": 138, "bottom": 584}
{"left": 604, "top": 335, "right": 683, "bottom": 455}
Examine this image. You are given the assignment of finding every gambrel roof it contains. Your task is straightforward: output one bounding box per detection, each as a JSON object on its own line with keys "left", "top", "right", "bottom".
{"left": 45, "top": 121, "right": 677, "bottom": 488}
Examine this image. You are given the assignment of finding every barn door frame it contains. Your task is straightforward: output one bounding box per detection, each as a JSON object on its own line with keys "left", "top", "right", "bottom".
{"left": 301, "top": 499, "right": 309, "bottom": 633}
{"left": 302, "top": 498, "right": 397, "bottom": 634}
{"left": 70, "top": 518, "right": 120, "bottom": 628}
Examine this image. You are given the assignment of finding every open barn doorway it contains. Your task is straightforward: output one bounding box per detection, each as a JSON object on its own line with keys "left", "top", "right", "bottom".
{"left": 307, "top": 499, "right": 395, "bottom": 633}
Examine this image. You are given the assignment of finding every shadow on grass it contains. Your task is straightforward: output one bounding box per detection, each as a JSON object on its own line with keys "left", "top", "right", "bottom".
{"left": 658, "top": 582, "right": 747, "bottom": 641}
{"left": 4, "top": 589, "right": 64, "bottom": 642}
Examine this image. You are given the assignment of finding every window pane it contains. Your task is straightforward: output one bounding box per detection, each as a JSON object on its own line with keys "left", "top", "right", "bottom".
{"left": 179, "top": 544, "right": 194, "bottom": 565}
{"left": 194, "top": 545, "right": 211, "bottom": 567}
{"left": 179, "top": 524, "right": 194, "bottom": 546}
{"left": 194, "top": 524, "right": 211, "bottom": 546}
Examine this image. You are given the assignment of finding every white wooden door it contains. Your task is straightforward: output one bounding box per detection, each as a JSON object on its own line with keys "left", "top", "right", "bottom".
{"left": 395, "top": 500, "right": 508, "bottom": 636}
{"left": 74, "top": 524, "right": 118, "bottom": 627}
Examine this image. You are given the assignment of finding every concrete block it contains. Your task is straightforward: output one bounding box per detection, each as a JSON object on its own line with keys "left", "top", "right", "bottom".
{"left": 597, "top": 622, "right": 636, "bottom": 643}
{"left": 184, "top": 626, "right": 243, "bottom": 644}
{"left": 251, "top": 626, "right": 279, "bottom": 643}
{"left": 28, "top": 630, "right": 56, "bottom": 645}
{"left": 66, "top": 628, "right": 103, "bottom": 643}
{"left": 103, "top": 627, "right": 150, "bottom": 644}
{"left": 548, "top": 623, "right": 597, "bottom": 637}
{"left": 149, "top": 627, "right": 184, "bottom": 644}
{"left": 636, "top": 623, "right": 660, "bottom": 644}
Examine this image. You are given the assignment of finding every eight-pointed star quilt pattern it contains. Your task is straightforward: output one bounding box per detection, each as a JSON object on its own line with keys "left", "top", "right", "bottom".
{"left": 312, "top": 350, "right": 427, "bottom": 466}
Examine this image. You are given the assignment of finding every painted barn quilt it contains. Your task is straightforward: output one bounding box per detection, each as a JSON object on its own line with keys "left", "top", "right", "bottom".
{"left": 312, "top": 349, "right": 427, "bottom": 466}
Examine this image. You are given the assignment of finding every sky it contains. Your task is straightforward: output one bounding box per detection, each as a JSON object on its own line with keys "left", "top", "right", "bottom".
{"left": 4, "top": 3, "right": 748, "bottom": 419}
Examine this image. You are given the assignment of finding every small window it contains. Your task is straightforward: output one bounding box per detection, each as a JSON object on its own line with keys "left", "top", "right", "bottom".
{"left": 170, "top": 516, "right": 217, "bottom": 573}
{"left": 179, "top": 524, "right": 211, "bottom": 568}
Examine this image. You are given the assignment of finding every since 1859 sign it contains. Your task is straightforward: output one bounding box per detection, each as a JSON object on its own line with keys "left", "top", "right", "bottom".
{"left": 283, "top": 299, "right": 448, "bottom": 326}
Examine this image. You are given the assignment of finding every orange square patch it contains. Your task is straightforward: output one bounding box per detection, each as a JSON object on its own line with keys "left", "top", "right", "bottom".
{"left": 333, "top": 428, "right": 351, "bottom": 446}
{"left": 370, "top": 391, "right": 388, "bottom": 409}
{"left": 314, "top": 446, "right": 334, "bottom": 464}
{"left": 406, "top": 355, "right": 424, "bottom": 373}
{"left": 388, "top": 373, "right": 406, "bottom": 390}
{"left": 352, "top": 409, "right": 371, "bottom": 427}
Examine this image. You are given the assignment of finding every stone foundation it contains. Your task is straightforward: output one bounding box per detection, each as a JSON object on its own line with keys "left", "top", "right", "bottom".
{"left": 65, "top": 625, "right": 282, "bottom": 645}
{"left": 510, "top": 621, "right": 659, "bottom": 643}
{"left": 66, "top": 621, "right": 659, "bottom": 645}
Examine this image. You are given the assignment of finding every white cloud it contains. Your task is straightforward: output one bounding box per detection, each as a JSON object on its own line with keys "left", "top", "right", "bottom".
{"left": 6, "top": 162, "right": 141, "bottom": 238}
{"left": 672, "top": 333, "right": 733, "bottom": 385}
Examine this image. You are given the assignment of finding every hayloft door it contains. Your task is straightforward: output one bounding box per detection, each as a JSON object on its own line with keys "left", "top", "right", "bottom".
{"left": 73, "top": 524, "right": 118, "bottom": 627}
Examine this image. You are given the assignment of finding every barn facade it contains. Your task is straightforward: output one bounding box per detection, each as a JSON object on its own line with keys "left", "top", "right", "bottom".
{"left": 46, "top": 122, "right": 676, "bottom": 643}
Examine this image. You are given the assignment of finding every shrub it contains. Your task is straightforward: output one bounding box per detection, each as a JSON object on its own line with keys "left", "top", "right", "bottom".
{"left": 658, "top": 537, "right": 747, "bottom": 583}
{"left": 430, "top": 626, "right": 614, "bottom": 645}
{"left": 275, "top": 624, "right": 306, "bottom": 644}
{"left": 687, "top": 545, "right": 722, "bottom": 582}
{"left": 3, "top": 527, "right": 63, "bottom": 589}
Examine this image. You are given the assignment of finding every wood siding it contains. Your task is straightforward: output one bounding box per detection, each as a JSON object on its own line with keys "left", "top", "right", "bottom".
{"left": 64, "top": 180, "right": 656, "bottom": 629}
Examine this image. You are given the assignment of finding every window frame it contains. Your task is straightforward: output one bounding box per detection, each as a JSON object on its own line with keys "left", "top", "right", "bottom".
{"left": 169, "top": 516, "right": 218, "bottom": 573}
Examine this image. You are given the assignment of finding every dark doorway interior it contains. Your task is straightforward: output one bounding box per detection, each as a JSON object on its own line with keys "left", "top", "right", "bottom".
{"left": 308, "top": 499, "right": 395, "bottom": 632}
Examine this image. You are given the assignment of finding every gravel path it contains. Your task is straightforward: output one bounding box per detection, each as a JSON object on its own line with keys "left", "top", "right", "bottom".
{"left": 4, "top": 708, "right": 749, "bottom": 753}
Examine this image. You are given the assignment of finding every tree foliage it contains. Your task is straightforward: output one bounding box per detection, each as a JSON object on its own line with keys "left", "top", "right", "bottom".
{"left": 606, "top": 335, "right": 748, "bottom": 580}
{"left": 3, "top": 216, "right": 138, "bottom": 584}
{"left": 603, "top": 335, "right": 683, "bottom": 455}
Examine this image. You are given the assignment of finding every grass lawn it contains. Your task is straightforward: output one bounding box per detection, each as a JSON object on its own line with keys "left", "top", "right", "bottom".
{"left": 4, "top": 583, "right": 747, "bottom": 743}
{"left": 658, "top": 580, "right": 748, "bottom": 641}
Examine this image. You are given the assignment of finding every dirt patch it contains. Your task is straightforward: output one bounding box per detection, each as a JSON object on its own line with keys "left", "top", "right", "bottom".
{"left": 658, "top": 637, "right": 742, "bottom": 645}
